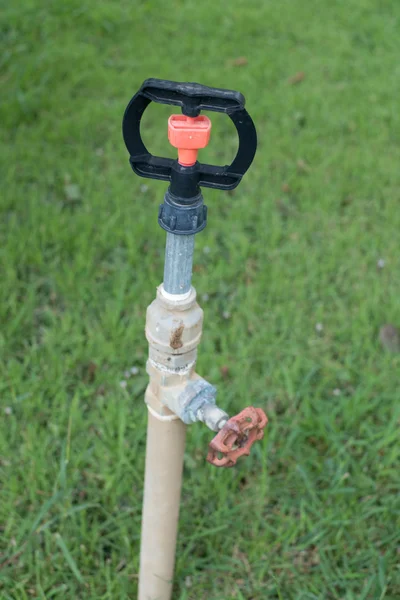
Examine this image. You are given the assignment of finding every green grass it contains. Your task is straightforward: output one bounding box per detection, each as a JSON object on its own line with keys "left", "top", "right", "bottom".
{"left": 1, "top": 0, "right": 400, "bottom": 598}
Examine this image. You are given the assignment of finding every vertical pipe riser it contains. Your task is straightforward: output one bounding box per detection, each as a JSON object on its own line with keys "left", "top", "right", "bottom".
{"left": 138, "top": 413, "right": 186, "bottom": 600}
{"left": 163, "top": 233, "right": 195, "bottom": 295}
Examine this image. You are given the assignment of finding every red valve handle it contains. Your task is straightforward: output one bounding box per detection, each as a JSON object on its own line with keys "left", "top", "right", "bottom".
{"left": 207, "top": 407, "right": 268, "bottom": 468}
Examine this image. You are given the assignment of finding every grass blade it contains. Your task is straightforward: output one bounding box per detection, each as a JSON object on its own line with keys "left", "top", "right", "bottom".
{"left": 55, "top": 533, "right": 84, "bottom": 584}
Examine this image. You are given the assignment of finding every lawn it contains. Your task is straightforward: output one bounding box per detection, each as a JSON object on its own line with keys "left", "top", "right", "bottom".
{"left": 1, "top": 0, "right": 400, "bottom": 598}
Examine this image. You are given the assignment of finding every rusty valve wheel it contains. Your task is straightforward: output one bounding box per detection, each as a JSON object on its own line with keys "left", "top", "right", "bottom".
{"left": 207, "top": 406, "right": 268, "bottom": 467}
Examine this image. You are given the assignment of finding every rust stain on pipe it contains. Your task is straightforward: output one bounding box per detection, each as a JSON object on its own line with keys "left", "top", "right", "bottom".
{"left": 170, "top": 323, "right": 184, "bottom": 349}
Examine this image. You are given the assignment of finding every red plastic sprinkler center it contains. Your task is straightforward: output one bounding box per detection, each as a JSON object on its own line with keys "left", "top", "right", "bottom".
{"left": 168, "top": 114, "right": 212, "bottom": 166}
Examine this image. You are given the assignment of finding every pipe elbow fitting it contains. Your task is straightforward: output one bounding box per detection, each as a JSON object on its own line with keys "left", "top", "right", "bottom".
{"left": 167, "top": 377, "right": 228, "bottom": 430}
{"left": 146, "top": 372, "right": 228, "bottom": 431}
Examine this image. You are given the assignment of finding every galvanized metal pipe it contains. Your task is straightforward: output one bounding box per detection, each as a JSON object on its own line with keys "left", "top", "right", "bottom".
{"left": 163, "top": 233, "right": 195, "bottom": 295}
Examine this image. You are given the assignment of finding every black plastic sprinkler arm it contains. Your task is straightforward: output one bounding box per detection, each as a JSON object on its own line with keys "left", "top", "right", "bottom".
{"left": 122, "top": 78, "right": 257, "bottom": 234}
{"left": 122, "top": 78, "right": 257, "bottom": 191}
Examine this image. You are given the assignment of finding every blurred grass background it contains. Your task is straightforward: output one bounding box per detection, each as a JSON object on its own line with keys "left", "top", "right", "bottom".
{"left": 1, "top": 0, "right": 400, "bottom": 598}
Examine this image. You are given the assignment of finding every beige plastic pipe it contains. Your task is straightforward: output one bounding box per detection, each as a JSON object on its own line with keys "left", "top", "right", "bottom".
{"left": 138, "top": 410, "right": 186, "bottom": 600}
{"left": 138, "top": 285, "right": 226, "bottom": 599}
{"left": 137, "top": 286, "right": 199, "bottom": 600}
